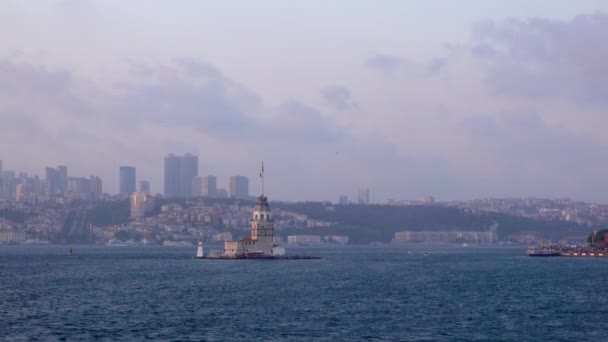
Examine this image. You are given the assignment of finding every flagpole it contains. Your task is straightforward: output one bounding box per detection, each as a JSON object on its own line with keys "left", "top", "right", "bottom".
{"left": 260, "top": 162, "right": 264, "bottom": 196}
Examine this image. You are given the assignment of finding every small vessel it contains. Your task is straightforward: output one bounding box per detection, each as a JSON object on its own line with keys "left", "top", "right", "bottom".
{"left": 423, "top": 252, "right": 430, "bottom": 256}
{"left": 69, "top": 245, "right": 73, "bottom": 256}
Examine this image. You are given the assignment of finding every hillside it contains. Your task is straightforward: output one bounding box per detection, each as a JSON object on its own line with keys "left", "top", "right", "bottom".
{"left": 273, "top": 202, "right": 592, "bottom": 244}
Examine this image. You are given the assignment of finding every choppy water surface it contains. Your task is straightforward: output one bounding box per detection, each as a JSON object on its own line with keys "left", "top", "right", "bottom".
{"left": 1, "top": 245, "right": 607, "bottom": 341}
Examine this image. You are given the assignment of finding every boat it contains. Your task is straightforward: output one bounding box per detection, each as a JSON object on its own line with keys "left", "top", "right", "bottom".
{"left": 525, "top": 247, "right": 560, "bottom": 257}
{"left": 106, "top": 238, "right": 136, "bottom": 247}
{"left": 69, "top": 245, "right": 73, "bottom": 255}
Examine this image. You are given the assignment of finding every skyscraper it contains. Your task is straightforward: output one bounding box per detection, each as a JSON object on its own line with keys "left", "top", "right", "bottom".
{"left": 191, "top": 176, "right": 203, "bottom": 197}
{"left": 139, "top": 180, "right": 151, "bottom": 195}
{"left": 357, "top": 188, "right": 370, "bottom": 205}
{"left": 229, "top": 176, "right": 249, "bottom": 199}
{"left": 192, "top": 175, "right": 217, "bottom": 197}
{"left": 130, "top": 191, "right": 155, "bottom": 220}
{"left": 202, "top": 176, "right": 218, "bottom": 197}
{"left": 164, "top": 154, "right": 198, "bottom": 198}
{"left": 57, "top": 165, "right": 68, "bottom": 194}
{"left": 119, "top": 166, "right": 136, "bottom": 195}
{"left": 45, "top": 167, "right": 59, "bottom": 196}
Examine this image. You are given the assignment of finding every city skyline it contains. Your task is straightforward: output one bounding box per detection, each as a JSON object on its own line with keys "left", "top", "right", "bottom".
{"left": 3, "top": 1, "right": 608, "bottom": 202}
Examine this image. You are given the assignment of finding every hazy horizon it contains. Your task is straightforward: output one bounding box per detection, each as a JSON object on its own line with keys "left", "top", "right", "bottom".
{"left": 3, "top": 1, "right": 608, "bottom": 203}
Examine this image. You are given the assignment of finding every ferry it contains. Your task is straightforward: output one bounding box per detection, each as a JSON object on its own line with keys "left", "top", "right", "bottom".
{"left": 525, "top": 247, "right": 560, "bottom": 257}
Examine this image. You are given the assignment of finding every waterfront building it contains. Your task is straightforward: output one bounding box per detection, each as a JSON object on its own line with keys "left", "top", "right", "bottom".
{"left": 287, "top": 235, "right": 322, "bottom": 245}
{"left": 139, "top": 180, "right": 151, "bottom": 195}
{"left": 392, "top": 230, "right": 499, "bottom": 244}
{"left": 119, "top": 166, "right": 136, "bottom": 196}
{"left": 229, "top": 175, "right": 249, "bottom": 199}
{"left": 339, "top": 195, "right": 349, "bottom": 205}
{"left": 325, "top": 235, "right": 350, "bottom": 245}
{"left": 164, "top": 154, "right": 198, "bottom": 198}
{"left": 0, "top": 230, "right": 27, "bottom": 243}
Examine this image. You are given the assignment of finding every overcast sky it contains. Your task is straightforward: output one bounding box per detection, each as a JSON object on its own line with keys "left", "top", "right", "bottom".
{"left": 2, "top": 0, "right": 608, "bottom": 203}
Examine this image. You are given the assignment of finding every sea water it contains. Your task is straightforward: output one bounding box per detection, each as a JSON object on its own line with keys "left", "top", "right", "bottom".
{"left": 1, "top": 245, "right": 606, "bottom": 341}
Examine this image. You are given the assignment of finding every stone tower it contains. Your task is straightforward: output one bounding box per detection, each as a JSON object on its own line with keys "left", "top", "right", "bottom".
{"left": 251, "top": 195, "right": 274, "bottom": 251}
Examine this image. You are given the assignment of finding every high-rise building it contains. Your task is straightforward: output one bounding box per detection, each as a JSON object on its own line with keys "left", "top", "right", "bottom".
{"left": 202, "top": 176, "right": 218, "bottom": 197}
{"left": 1, "top": 170, "right": 16, "bottom": 200}
{"left": 357, "top": 188, "right": 370, "bottom": 205}
{"left": 164, "top": 154, "right": 198, "bottom": 198}
{"left": 191, "top": 176, "right": 203, "bottom": 197}
{"left": 229, "top": 176, "right": 249, "bottom": 199}
{"left": 339, "top": 195, "right": 349, "bottom": 205}
{"left": 57, "top": 165, "right": 68, "bottom": 194}
{"left": 139, "top": 180, "right": 151, "bottom": 195}
{"left": 192, "top": 175, "right": 217, "bottom": 197}
{"left": 89, "top": 176, "right": 103, "bottom": 199}
{"left": 45, "top": 167, "right": 59, "bottom": 196}
{"left": 119, "top": 166, "right": 136, "bottom": 195}
{"left": 131, "top": 192, "right": 155, "bottom": 220}
{"left": 66, "top": 176, "right": 103, "bottom": 201}
{"left": 164, "top": 154, "right": 180, "bottom": 198}
{"left": 44, "top": 166, "right": 68, "bottom": 196}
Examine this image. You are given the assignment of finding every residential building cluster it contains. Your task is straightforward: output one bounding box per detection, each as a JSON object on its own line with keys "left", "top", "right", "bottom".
{"left": 448, "top": 197, "right": 608, "bottom": 226}
{"left": 0, "top": 161, "right": 103, "bottom": 204}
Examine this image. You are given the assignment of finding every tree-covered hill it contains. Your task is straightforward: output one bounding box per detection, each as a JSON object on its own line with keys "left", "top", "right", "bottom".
{"left": 272, "top": 202, "right": 592, "bottom": 244}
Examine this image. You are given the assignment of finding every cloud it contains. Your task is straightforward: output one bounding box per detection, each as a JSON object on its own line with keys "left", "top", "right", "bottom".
{"left": 54, "top": 0, "right": 98, "bottom": 19}
{"left": 270, "top": 100, "right": 343, "bottom": 144}
{"left": 365, "top": 53, "right": 410, "bottom": 73}
{"left": 112, "top": 59, "right": 262, "bottom": 138}
{"left": 470, "top": 12, "right": 608, "bottom": 104}
{"left": 321, "top": 85, "right": 357, "bottom": 111}
{"left": 426, "top": 58, "right": 448, "bottom": 75}
{"left": 0, "top": 58, "right": 349, "bottom": 195}
{"left": 458, "top": 109, "right": 608, "bottom": 199}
